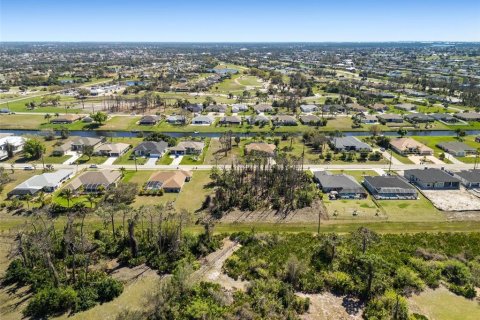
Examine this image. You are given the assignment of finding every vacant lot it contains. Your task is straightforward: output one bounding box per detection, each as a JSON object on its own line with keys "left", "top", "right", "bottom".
{"left": 422, "top": 188, "right": 480, "bottom": 211}
{"left": 409, "top": 286, "right": 480, "bottom": 320}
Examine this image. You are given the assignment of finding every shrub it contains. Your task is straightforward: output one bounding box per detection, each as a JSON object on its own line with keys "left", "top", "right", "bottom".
{"left": 323, "top": 271, "right": 355, "bottom": 294}
{"left": 441, "top": 260, "right": 471, "bottom": 286}
{"left": 94, "top": 277, "right": 123, "bottom": 302}
{"left": 24, "top": 286, "right": 77, "bottom": 318}
{"left": 449, "top": 283, "right": 476, "bottom": 299}
{"left": 75, "top": 287, "right": 99, "bottom": 311}
{"left": 363, "top": 289, "right": 409, "bottom": 320}
{"left": 4, "top": 259, "right": 31, "bottom": 285}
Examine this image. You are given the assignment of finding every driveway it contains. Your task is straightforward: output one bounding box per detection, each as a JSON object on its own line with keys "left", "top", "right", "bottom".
{"left": 374, "top": 148, "right": 402, "bottom": 165}
{"left": 170, "top": 155, "right": 183, "bottom": 166}
{"left": 443, "top": 152, "right": 464, "bottom": 164}
{"left": 408, "top": 155, "right": 445, "bottom": 165}
{"left": 63, "top": 151, "right": 80, "bottom": 165}
{"left": 144, "top": 157, "right": 158, "bottom": 166}
{"left": 102, "top": 157, "right": 118, "bottom": 165}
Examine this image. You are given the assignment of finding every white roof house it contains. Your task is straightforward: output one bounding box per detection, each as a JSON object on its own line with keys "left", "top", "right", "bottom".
{"left": 8, "top": 169, "right": 74, "bottom": 197}
{"left": 0, "top": 135, "right": 26, "bottom": 160}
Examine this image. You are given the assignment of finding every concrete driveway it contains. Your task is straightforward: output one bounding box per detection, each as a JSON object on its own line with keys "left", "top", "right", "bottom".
{"left": 170, "top": 155, "right": 183, "bottom": 166}
{"left": 144, "top": 157, "right": 158, "bottom": 166}
{"left": 63, "top": 151, "right": 80, "bottom": 165}
{"left": 103, "top": 157, "right": 118, "bottom": 165}
{"left": 408, "top": 155, "right": 445, "bottom": 165}
{"left": 443, "top": 152, "right": 464, "bottom": 164}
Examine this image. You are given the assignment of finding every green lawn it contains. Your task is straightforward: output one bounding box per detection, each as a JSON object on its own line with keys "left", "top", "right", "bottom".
{"left": 409, "top": 286, "right": 480, "bottom": 320}
{"left": 412, "top": 135, "right": 480, "bottom": 162}
{"left": 123, "top": 170, "right": 212, "bottom": 211}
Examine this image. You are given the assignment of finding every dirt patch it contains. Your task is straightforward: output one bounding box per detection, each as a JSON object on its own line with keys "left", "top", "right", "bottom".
{"left": 421, "top": 189, "right": 480, "bottom": 211}
{"left": 191, "top": 238, "right": 248, "bottom": 291}
{"left": 218, "top": 200, "right": 327, "bottom": 224}
{"left": 298, "top": 292, "right": 363, "bottom": 320}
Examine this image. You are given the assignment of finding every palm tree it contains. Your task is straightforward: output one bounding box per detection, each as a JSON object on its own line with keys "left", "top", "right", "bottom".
{"left": 24, "top": 194, "right": 32, "bottom": 210}
{"left": 36, "top": 191, "right": 46, "bottom": 208}
{"left": 60, "top": 188, "right": 74, "bottom": 208}
{"left": 87, "top": 193, "right": 97, "bottom": 208}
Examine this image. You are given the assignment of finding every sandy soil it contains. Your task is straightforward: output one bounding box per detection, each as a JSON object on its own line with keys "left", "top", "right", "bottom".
{"left": 298, "top": 292, "right": 363, "bottom": 320}
{"left": 191, "top": 238, "right": 248, "bottom": 291}
{"left": 422, "top": 189, "right": 480, "bottom": 211}
{"left": 218, "top": 200, "right": 327, "bottom": 224}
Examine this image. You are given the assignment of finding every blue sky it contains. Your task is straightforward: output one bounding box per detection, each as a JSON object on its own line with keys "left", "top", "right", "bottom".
{"left": 1, "top": 0, "right": 479, "bottom": 42}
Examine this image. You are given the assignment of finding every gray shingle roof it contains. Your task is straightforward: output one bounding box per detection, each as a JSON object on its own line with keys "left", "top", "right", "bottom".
{"left": 404, "top": 168, "right": 460, "bottom": 183}
{"left": 314, "top": 171, "right": 366, "bottom": 194}
{"left": 364, "top": 175, "right": 416, "bottom": 193}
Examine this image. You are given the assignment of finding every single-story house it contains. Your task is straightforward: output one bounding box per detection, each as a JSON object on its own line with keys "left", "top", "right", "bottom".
{"left": 246, "top": 115, "right": 269, "bottom": 125}
{"left": 70, "top": 137, "right": 104, "bottom": 152}
{"left": 395, "top": 103, "right": 417, "bottom": 111}
{"left": 145, "top": 170, "right": 192, "bottom": 193}
{"left": 52, "top": 141, "right": 72, "bottom": 156}
{"left": 451, "top": 169, "right": 480, "bottom": 188}
{"left": 133, "top": 141, "right": 168, "bottom": 158}
{"left": 50, "top": 114, "right": 82, "bottom": 124}
{"left": 185, "top": 104, "right": 204, "bottom": 113}
{"left": 389, "top": 138, "right": 433, "bottom": 156}
{"left": 431, "top": 113, "right": 459, "bottom": 123}
{"left": 377, "top": 114, "right": 404, "bottom": 123}
{"left": 253, "top": 104, "right": 273, "bottom": 114}
{"left": 139, "top": 115, "right": 160, "bottom": 125}
{"left": 346, "top": 103, "right": 368, "bottom": 113}
{"left": 64, "top": 170, "right": 122, "bottom": 193}
{"left": 8, "top": 169, "right": 74, "bottom": 197}
{"left": 300, "top": 104, "right": 318, "bottom": 113}
{"left": 192, "top": 115, "right": 214, "bottom": 125}
{"left": 404, "top": 168, "right": 460, "bottom": 190}
{"left": 299, "top": 114, "right": 321, "bottom": 125}
{"left": 322, "top": 104, "right": 346, "bottom": 114}
{"left": 166, "top": 115, "right": 186, "bottom": 124}
{"left": 219, "top": 116, "right": 242, "bottom": 125}
{"left": 455, "top": 112, "right": 480, "bottom": 122}
{"left": 404, "top": 113, "right": 434, "bottom": 123}
{"left": 0, "top": 135, "right": 25, "bottom": 160}
{"left": 94, "top": 143, "right": 131, "bottom": 157}
{"left": 314, "top": 171, "right": 367, "bottom": 199}
{"left": 231, "top": 104, "right": 249, "bottom": 113}
{"left": 271, "top": 115, "right": 297, "bottom": 126}
{"left": 359, "top": 115, "right": 378, "bottom": 124}
{"left": 437, "top": 141, "right": 477, "bottom": 157}
{"left": 363, "top": 175, "right": 418, "bottom": 200}
{"left": 169, "top": 141, "right": 205, "bottom": 155}
{"left": 205, "top": 104, "right": 228, "bottom": 113}
{"left": 369, "top": 103, "right": 388, "bottom": 112}
{"left": 244, "top": 142, "right": 276, "bottom": 157}
{"left": 329, "top": 136, "right": 372, "bottom": 152}
{"left": 82, "top": 116, "right": 93, "bottom": 123}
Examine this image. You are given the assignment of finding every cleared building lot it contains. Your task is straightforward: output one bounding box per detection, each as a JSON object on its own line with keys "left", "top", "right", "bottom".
{"left": 421, "top": 188, "right": 480, "bottom": 211}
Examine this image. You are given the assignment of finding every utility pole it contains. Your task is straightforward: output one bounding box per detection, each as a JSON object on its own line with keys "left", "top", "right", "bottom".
{"left": 475, "top": 149, "right": 480, "bottom": 170}
{"left": 388, "top": 149, "right": 393, "bottom": 173}
{"left": 134, "top": 155, "right": 138, "bottom": 172}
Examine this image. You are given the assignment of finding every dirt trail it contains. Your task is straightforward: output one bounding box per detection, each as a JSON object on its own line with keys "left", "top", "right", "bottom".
{"left": 191, "top": 238, "right": 248, "bottom": 291}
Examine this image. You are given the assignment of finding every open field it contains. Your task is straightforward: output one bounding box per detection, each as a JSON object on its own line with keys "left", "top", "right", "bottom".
{"left": 409, "top": 286, "right": 480, "bottom": 320}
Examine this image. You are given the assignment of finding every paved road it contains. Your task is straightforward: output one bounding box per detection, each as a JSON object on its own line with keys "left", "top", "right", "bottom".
{"left": 1, "top": 161, "right": 475, "bottom": 173}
